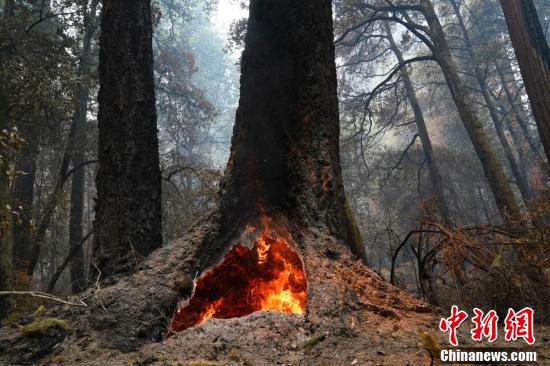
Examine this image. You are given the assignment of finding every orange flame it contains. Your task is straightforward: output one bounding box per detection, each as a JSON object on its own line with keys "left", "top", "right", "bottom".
{"left": 169, "top": 217, "right": 307, "bottom": 333}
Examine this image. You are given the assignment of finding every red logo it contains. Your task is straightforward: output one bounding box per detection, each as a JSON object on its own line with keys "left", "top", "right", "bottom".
{"left": 471, "top": 308, "right": 499, "bottom": 343}
{"left": 504, "top": 307, "right": 536, "bottom": 345}
{"left": 439, "top": 305, "right": 469, "bottom": 346}
{"left": 439, "top": 306, "right": 535, "bottom": 346}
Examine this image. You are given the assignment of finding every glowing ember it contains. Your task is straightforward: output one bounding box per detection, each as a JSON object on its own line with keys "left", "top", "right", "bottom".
{"left": 169, "top": 218, "right": 307, "bottom": 333}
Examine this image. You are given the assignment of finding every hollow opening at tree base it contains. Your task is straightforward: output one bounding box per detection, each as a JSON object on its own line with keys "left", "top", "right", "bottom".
{"left": 168, "top": 217, "right": 307, "bottom": 334}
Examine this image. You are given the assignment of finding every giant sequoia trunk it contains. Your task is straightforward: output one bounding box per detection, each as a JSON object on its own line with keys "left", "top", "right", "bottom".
{"left": 94, "top": 0, "right": 162, "bottom": 278}
{"left": 56, "top": 0, "right": 430, "bottom": 354}
{"left": 500, "top": 0, "right": 550, "bottom": 163}
{"left": 207, "top": 0, "right": 365, "bottom": 266}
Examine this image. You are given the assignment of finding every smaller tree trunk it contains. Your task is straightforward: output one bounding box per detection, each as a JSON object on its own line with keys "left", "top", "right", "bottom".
{"left": 0, "top": 159, "right": 13, "bottom": 319}
{"left": 12, "top": 149, "right": 36, "bottom": 280}
{"left": 68, "top": 0, "right": 99, "bottom": 294}
{"left": 449, "top": 0, "right": 534, "bottom": 205}
{"left": 0, "top": 96, "right": 13, "bottom": 319}
{"left": 495, "top": 60, "right": 546, "bottom": 163}
{"left": 421, "top": 0, "right": 523, "bottom": 225}
{"left": 384, "top": 21, "right": 452, "bottom": 227}
{"left": 499, "top": 0, "right": 550, "bottom": 162}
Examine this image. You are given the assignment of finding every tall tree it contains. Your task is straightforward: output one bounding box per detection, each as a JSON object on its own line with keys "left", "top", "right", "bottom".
{"left": 449, "top": 0, "right": 534, "bottom": 205}
{"left": 213, "top": 0, "right": 365, "bottom": 264}
{"left": 93, "top": 0, "right": 162, "bottom": 278}
{"left": 68, "top": 0, "right": 99, "bottom": 293}
{"left": 0, "top": 0, "right": 15, "bottom": 320}
{"left": 0, "top": 130, "right": 14, "bottom": 320}
{"left": 383, "top": 21, "right": 452, "bottom": 226}
{"left": 420, "top": 0, "right": 522, "bottom": 224}
{"left": 500, "top": 0, "right": 550, "bottom": 162}
{"left": 335, "top": 0, "right": 523, "bottom": 224}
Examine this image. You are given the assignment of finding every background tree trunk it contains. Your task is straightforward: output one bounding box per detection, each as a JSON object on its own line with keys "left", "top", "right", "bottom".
{"left": 93, "top": 0, "right": 162, "bottom": 279}
{"left": 384, "top": 21, "right": 452, "bottom": 227}
{"left": 421, "top": 0, "right": 522, "bottom": 224}
{"left": 449, "top": 0, "right": 534, "bottom": 205}
{"left": 499, "top": 0, "right": 550, "bottom": 162}
{"left": 68, "top": 0, "right": 99, "bottom": 294}
{"left": 0, "top": 1, "right": 15, "bottom": 318}
{"left": 0, "top": 156, "right": 13, "bottom": 319}
{"left": 12, "top": 147, "right": 35, "bottom": 281}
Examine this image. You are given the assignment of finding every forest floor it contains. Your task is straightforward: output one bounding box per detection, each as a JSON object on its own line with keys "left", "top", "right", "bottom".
{"left": 1, "top": 227, "right": 549, "bottom": 365}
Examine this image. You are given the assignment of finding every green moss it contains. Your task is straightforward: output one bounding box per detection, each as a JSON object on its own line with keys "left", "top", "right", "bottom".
{"left": 299, "top": 333, "right": 327, "bottom": 352}
{"left": 20, "top": 317, "right": 70, "bottom": 335}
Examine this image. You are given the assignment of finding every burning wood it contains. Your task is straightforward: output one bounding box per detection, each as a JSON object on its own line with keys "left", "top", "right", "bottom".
{"left": 169, "top": 217, "right": 307, "bottom": 333}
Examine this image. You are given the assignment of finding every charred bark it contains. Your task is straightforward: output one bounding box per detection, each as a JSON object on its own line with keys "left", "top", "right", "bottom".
{"left": 94, "top": 0, "right": 162, "bottom": 279}
{"left": 500, "top": 0, "right": 550, "bottom": 162}
{"left": 206, "top": 0, "right": 365, "bottom": 267}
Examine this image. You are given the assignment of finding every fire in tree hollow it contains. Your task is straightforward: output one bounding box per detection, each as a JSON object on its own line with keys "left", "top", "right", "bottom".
{"left": 169, "top": 217, "right": 307, "bottom": 333}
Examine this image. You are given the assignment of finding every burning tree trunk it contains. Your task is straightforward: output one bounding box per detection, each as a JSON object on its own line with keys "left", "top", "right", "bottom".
{"left": 170, "top": 0, "right": 369, "bottom": 333}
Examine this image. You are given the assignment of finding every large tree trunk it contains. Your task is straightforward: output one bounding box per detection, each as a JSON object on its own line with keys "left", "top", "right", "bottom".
{"left": 68, "top": 0, "right": 99, "bottom": 294}
{"left": 93, "top": 0, "right": 163, "bottom": 279}
{"left": 209, "top": 0, "right": 365, "bottom": 266}
{"left": 499, "top": 0, "right": 550, "bottom": 162}
{"left": 421, "top": 0, "right": 523, "bottom": 225}
{"left": 384, "top": 22, "right": 452, "bottom": 227}
{"left": 449, "top": 0, "right": 534, "bottom": 205}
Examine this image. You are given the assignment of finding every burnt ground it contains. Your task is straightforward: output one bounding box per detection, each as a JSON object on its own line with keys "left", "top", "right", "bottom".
{"left": 0, "top": 224, "right": 548, "bottom": 365}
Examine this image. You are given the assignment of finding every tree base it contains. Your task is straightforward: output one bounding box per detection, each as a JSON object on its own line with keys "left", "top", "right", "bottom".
{"left": 0, "top": 214, "right": 436, "bottom": 364}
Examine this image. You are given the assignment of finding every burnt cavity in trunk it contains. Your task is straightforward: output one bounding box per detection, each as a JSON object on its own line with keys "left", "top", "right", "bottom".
{"left": 169, "top": 216, "right": 307, "bottom": 333}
